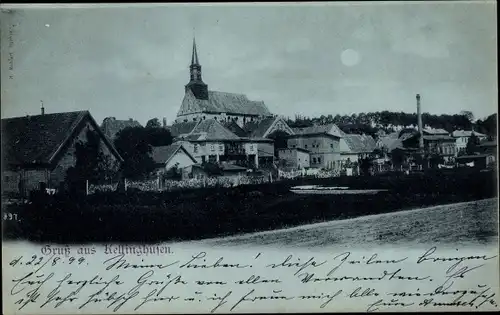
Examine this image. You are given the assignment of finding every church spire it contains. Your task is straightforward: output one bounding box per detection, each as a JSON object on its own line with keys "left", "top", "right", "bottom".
{"left": 191, "top": 37, "right": 199, "bottom": 65}
{"left": 185, "top": 36, "right": 208, "bottom": 100}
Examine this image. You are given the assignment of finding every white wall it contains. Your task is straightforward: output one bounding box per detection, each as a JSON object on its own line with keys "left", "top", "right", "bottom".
{"left": 165, "top": 150, "right": 196, "bottom": 170}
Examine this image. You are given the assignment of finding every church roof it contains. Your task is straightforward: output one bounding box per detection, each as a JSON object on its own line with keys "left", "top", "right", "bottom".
{"left": 101, "top": 117, "right": 142, "bottom": 139}
{"left": 2, "top": 111, "right": 123, "bottom": 167}
{"left": 177, "top": 89, "right": 271, "bottom": 117}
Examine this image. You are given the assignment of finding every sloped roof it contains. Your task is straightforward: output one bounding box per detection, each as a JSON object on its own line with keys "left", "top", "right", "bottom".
{"left": 168, "top": 121, "right": 199, "bottom": 137}
{"left": 452, "top": 130, "right": 487, "bottom": 138}
{"left": 221, "top": 120, "right": 248, "bottom": 137}
{"left": 177, "top": 89, "right": 271, "bottom": 117}
{"left": 186, "top": 119, "right": 240, "bottom": 141}
{"left": 342, "top": 134, "right": 377, "bottom": 153}
{"left": 151, "top": 143, "right": 196, "bottom": 165}
{"left": 422, "top": 134, "right": 455, "bottom": 141}
{"left": 101, "top": 117, "right": 142, "bottom": 139}
{"left": 221, "top": 163, "right": 247, "bottom": 172}
{"left": 291, "top": 123, "right": 343, "bottom": 138}
{"left": 243, "top": 117, "right": 277, "bottom": 138}
{"left": 423, "top": 128, "right": 449, "bottom": 135}
{"left": 2, "top": 111, "right": 123, "bottom": 167}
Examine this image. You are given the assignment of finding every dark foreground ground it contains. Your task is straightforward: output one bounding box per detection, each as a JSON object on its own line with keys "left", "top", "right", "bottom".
{"left": 2, "top": 168, "right": 498, "bottom": 244}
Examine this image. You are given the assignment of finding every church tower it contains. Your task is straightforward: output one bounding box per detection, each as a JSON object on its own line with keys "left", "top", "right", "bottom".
{"left": 185, "top": 37, "right": 209, "bottom": 100}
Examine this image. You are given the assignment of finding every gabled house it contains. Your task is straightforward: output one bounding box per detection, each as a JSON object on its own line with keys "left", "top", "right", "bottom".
{"left": 287, "top": 123, "right": 344, "bottom": 169}
{"left": 151, "top": 143, "right": 197, "bottom": 179}
{"left": 452, "top": 130, "right": 488, "bottom": 155}
{"left": 339, "top": 133, "right": 377, "bottom": 166}
{"left": 2, "top": 110, "right": 123, "bottom": 196}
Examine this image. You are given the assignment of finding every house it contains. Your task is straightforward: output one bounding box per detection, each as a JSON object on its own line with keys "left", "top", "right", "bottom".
{"left": 189, "top": 162, "right": 247, "bottom": 180}
{"left": 151, "top": 143, "right": 197, "bottom": 179}
{"left": 287, "top": 123, "right": 344, "bottom": 169}
{"left": 451, "top": 130, "right": 487, "bottom": 155}
{"left": 278, "top": 148, "right": 310, "bottom": 170}
{"left": 174, "top": 38, "right": 273, "bottom": 127}
{"left": 401, "top": 128, "right": 456, "bottom": 162}
{"left": 170, "top": 119, "right": 273, "bottom": 169}
{"left": 101, "top": 117, "right": 142, "bottom": 140}
{"left": 2, "top": 110, "right": 123, "bottom": 196}
{"left": 339, "top": 133, "right": 377, "bottom": 166}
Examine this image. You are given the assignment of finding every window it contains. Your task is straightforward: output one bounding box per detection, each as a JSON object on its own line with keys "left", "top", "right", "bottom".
{"left": 219, "top": 145, "right": 223, "bottom": 152}
{"left": 312, "top": 157, "right": 316, "bottom": 163}
{"left": 250, "top": 145, "right": 254, "bottom": 151}
{"left": 330, "top": 143, "right": 334, "bottom": 148}
{"left": 317, "top": 157, "right": 321, "bottom": 163}
{"left": 292, "top": 145, "right": 296, "bottom": 148}
{"left": 203, "top": 116, "right": 206, "bottom": 120}
{"left": 210, "top": 145, "right": 215, "bottom": 152}
{"left": 305, "top": 144, "right": 308, "bottom": 148}
{"left": 193, "top": 118, "right": 197, "bottom": 121}
{"left": 194, "top": 144, "right": 198, "bottom": 153}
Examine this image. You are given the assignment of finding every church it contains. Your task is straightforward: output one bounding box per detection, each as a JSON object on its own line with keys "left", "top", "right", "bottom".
{"left": 168, "top": 38, "right": 294, "bottom": 169}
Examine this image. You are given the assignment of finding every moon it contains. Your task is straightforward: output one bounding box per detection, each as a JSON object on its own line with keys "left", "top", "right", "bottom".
{"left": 341, "top": 49, "right": 361, "bottom": 67}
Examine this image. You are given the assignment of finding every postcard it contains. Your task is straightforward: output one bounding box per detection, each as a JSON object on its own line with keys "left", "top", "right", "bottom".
{"left": 1, "top": 2, "right": 498, "bottom": 314}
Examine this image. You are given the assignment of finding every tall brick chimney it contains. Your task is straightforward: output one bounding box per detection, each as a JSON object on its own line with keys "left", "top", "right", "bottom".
{"left": 416, "top": 94, "right": 424, "bottom": 153}
{"left": 40, "top": 100, "right": 45, "bottom": 115}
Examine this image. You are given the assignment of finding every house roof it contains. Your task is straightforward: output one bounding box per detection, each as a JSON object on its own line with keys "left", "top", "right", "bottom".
{"left": 186, "top": 119, "right": 240, "bottom": 141}
{"left": 151, "top": 143, "right": 196, "bottom": 165}
{"left": 456, "top": 154, "right": 493, "bottom": 160}
{"left": 2, "top": 110, "right": 123, "bottom": 167}
{"left": 422, "top": 135, "right": 455, "bottom": 141}
{"left": 452, "top": 130, "right": 487, "bottom": 138}
{"left": 423, "top": 128, "right": 449, "bottom": 135}
{"left": 168, "top": 121, "right": 199, "bottom": 137}
{"left": 177, "top": 89, "right": 271, "bottom": 117}
{"left": 221, "top": 120, "right": 248, "bottom": 137}
{"left": 101, "top": 117, "right": 142, "bottom": 139}
{"left": 342, "top": 134, "right": 377, "bottom": 154}
{"left": 243, "top": 117, "right": 277, "bottom": 138}
{"left": 290, "top": 123, "right": 343, "bottom": 138}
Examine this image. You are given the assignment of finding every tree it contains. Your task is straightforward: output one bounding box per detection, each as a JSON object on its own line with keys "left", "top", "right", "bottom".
{"left": 202, "top": 162, "right": 223, "bottom": 176}
{"left": 466, "top": 133, "right": 480, "bottom": 155}
{"left": 146, "top": 118, "right": 161, "bottom": 128}
{"left": 267, "top": 130, "right": 289, "bottom": 157}
{"left": 359, "top": 156, "right": 374, "bottom": 176}
{"left": 460, "top": 110, "right": 474, "bottom": 123}
{"left": 114, "top": 127, "right": 157, "bottom": 179}
{"left": 66, "top": 129, "right": 120, "bottom": 193}
{"left": 146, "top": 127, "right": 173, "bottom": 147}
{"left": 390, "top": 148, "right": 406, "bottom": 169}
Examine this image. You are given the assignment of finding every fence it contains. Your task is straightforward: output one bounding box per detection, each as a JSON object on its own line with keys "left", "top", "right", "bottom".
{"left": 88, "top": 175, "right": 270, "bottom": 194}
{"left": 278, "top": 168, "right": 340, "bottom": 179}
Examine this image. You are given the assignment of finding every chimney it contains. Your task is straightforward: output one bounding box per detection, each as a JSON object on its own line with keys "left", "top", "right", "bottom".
{"left": 416, "top": 94, "right": 424, "bottom": 152}
{"left": 40, "top": 100, "right": 45, "bottom": 115}
{"left": 163, "top": 117, "right": 167, "bottom": 128}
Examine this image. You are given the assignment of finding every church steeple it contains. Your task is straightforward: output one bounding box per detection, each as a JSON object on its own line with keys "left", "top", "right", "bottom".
{"left": 185, "top": 36, "right": 208, "bottom": 99}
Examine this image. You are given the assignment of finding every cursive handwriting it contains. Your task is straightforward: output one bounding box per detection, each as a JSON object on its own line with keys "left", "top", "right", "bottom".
{"left": 4, "top": 246, "right": 498, "bottom": 313}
